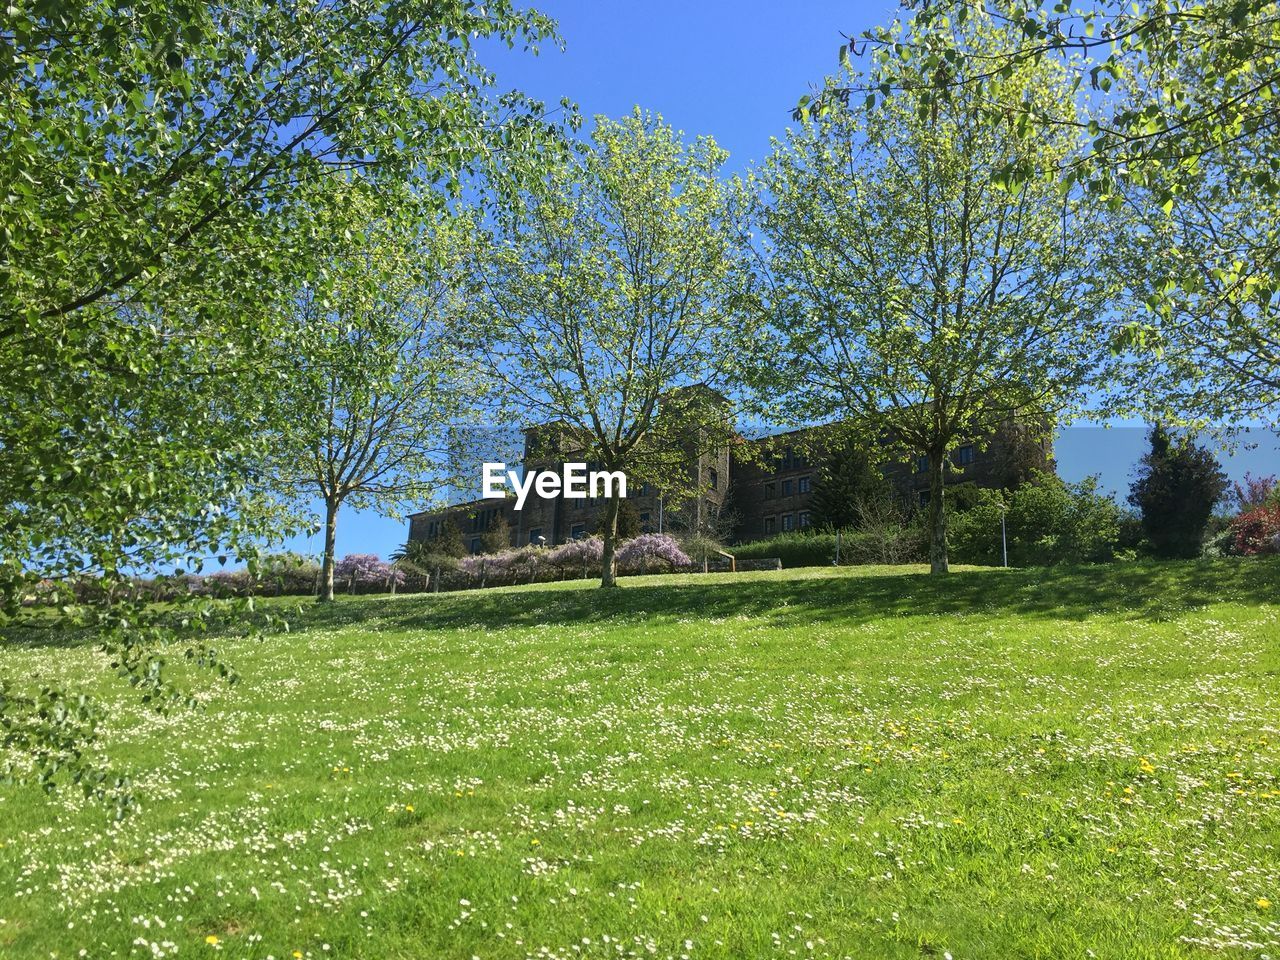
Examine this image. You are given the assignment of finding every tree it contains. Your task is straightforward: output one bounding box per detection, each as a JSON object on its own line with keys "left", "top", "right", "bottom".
{"left": 950, "top": 473, "right": 1124, "bottom": 566}
{"left": 988, "top": 422, "right": 1052, "bottom": 492}
{"left": 0, "top": 0, "right": 558, "bottom": 803}
{"left": 469, "top": 111, "right": 755, "bottom": 587}
{"left": 596, "top": 500, "right": 642, "bottom": 542}
{"left": 480, "top": 513, "right": 515, "bottom": 554}
{"left": 1129, "top": 425, "right": 1229, "bottom": 558}
{"left": 393, "top": 519, "right": 466, "bottom": 593}
{"left": 276, "top": 194, "right": 483, "bottom": 602}
{"left": 818, "top": 0, "right": 1280, "bottom": 430}
{"left": 807, "top": 437, "right": 894, "bottom": 530}
{"left": 756, "top": 12, "right": 1114, "bottom": 574}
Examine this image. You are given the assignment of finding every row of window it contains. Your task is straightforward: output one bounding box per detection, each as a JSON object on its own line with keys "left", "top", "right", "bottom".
{"left": 763, "top": 511, "right": 811, "bottom": 534}
{"left": 776, "top": 447, "right": 808, "bottom": 472}
{"left": 916, "top": 445, "right": 977, "bottom": 474}
{"left": 763, "top": 475, "right": 811, "bottom": 499}
{"left": 636, "top": 470, "right": 718, "bottom": 497}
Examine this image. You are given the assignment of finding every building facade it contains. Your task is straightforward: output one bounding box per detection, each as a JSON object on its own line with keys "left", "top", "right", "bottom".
{"left": 407, "top": 421, "right": 1052, "bottom": 552}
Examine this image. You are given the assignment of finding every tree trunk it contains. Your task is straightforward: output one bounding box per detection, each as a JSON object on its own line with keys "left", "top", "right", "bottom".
{"left": 432, "top": 563, "right": 441, "bottom": 593}
{"left": 599, "top": 495, "right": 621, "bottom": 588}
{"left": 926, "top": 447, "right": 948, "bottom": 574}
{"left": 319, "top": 497, "right": 340, "bottom": 602}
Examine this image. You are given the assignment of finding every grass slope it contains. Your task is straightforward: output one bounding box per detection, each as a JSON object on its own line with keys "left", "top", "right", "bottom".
{"left": 1, "top": 561, "right": 1279, "bottom": 959}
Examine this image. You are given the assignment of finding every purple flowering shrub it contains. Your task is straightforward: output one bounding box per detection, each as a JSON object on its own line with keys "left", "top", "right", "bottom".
{"left": 334, "top": 553, "right": 405, "bottom": 590}
{"left": 460, "top": 545, "right": 542, "bottom": 584}
{"left": 615, "top": 534, "right": 691, "bottom": 574}
{"left": 548, "top": 536, "right": 604, "bottom": 572}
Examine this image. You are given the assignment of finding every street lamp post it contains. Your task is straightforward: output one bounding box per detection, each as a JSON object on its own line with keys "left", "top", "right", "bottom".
{"left": 1000, "top": 504, "right": 1008, "bottom": 568}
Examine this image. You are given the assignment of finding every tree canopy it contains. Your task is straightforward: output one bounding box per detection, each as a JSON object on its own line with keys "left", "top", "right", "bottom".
{"left": 468, "top": 110, "right": 758, "bottom": 586}
{"left": 1, "top": 0, "right": 560, "bottom": 803}
{"left": 757, "top": 11, "right": 1115, "bottom": 573}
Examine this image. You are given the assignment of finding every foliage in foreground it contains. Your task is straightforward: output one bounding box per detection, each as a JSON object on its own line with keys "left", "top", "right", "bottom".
{"left": 0, "top": 561, "right": 1276, "bottom": 957}
{"left": 0, "top": 0, "right": 559, "bottom": 802}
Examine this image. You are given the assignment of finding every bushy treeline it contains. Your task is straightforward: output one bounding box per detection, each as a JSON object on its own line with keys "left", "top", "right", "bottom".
{"left": 732, "top": 472, "right": 1122, "bottom": 569}
{"left": 86, "top": 553, "right": 407, "bottom": 602}
{"left": 731, "top": 528, "right": 928, "bottom": 568}
{"left": 102, "top": 536, "right": 705, "bottom": 600}
{"left": 452, "top": 534, "right": 694, "bottom": 589}
{"left": 736, "top": 449, "right": 1280, "bottom": 571}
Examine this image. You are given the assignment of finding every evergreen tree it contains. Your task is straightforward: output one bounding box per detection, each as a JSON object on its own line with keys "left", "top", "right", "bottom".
{"left": 480, "top": 514, "right": 514, "bottom": 554}
{"left": 1128, "top": 426, "right": 1228, "bottom": 558}
{"left": 809, "top": 442, "right": 893, "bottom": 530}
{"left": 597, "top": 500, "right": 641, "bottom": 541}
{"left": 393, "top": 519, "right": 465, "bottom": 592}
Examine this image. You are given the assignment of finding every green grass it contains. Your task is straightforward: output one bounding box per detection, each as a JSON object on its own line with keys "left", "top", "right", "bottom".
{"left": 2, "top": 560, "right": 1279, "bottom": 959}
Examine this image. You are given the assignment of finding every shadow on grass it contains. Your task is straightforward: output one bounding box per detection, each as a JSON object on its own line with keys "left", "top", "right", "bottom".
{"left": 5, "top": 559, "right": 1276, "bottom": 652}
{"left": 297, "top": 557, "right": 1280, "bottom": 635}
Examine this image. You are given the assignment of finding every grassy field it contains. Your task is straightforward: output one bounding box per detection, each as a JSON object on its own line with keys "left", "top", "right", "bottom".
{"left": 1, "top": 560, "right": 1279, "bottom": 959}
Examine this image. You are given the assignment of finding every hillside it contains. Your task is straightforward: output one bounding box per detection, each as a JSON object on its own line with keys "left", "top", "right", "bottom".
{"left": 1, "top": 560, "right": 1278, "bottom": 958}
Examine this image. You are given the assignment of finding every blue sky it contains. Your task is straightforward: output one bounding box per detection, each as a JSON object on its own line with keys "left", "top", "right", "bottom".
{"left": 281, "top": 0, "right": 1280, "bottom": 561}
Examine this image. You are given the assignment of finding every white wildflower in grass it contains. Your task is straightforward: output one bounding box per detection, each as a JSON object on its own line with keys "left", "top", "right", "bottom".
{"left": 0, "top": 562, "right": 1277, "bottom": 956}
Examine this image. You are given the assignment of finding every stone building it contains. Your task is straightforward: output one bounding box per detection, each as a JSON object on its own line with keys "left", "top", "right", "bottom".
{"left": 728, "top": 423, "right": 1052, "bottom": 542}
{"left": 407, "top": 420, "right": 1052, "bottom": 552}
{"left": 407, "top": 419, "right": 731, "bottom": 552}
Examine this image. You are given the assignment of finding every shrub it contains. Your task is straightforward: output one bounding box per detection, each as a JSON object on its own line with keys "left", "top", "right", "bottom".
{"left": 730, "top": 530, "right": 837, "bottom": 568}
{"left": 480, "top": 514, "right": 514, "bottom": 554}
{"left": 615, "top": 534, "right": 691, "bottom": 574}
{"left": 1229, "top": 472, "right": 1279, "bottom": 514}
{"left": 731, "top": 521, "right": 926, "bottom": 569}
{"left": 547, "top": 537, "right": 605, "bottom": 577}
{"left": 257, "top": 552, "right": 321, "bottom": 595}
{"left": 1231, "top": 503, "right": 1280, "bottom": 555}
{"left": 681, "top": 533, "right": 727, "bottom": 572}
{"left": 949, "top": 473, "right": 1122, "bottom": 566}
{"left": 1128, "top": 426, "right": 1228, "bottom": 558}
{"left": 200, "top": 568, "right": 254, "bottom": 597}
{"left": 333, "top": 554, "right": 405, "bottom": 593}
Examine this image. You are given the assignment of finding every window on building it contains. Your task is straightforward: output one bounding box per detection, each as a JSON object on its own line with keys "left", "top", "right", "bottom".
{"left": 469, "top": 537, "right": 481, "bottom": 554}
{"left": 570, "top": 523, "right": 585, "bottom": 539}
{"left": 955, "top": 444, "right": 976, "bottom": 467}
{"left": 709, "top": 467, "right": 719, "bottom": 490}
{"left": 918, "top": 490, "right": 931, "bottom": 506}
{"left": 640, "top": 482, "right": 652, "bottom": 496}
{"left": 782, "top": 513, "right": 795, "bottom": 531}
{"left": 529, "top": 527, "right": 543, "bottom": 544}
{"left": 782, "top": 479, "right": 793, "bottom": 496}
{"left": 798, "top": 510, "right": 812, "bottom": 528}
{"left": 916, "top": 454, "right": 930, "bottom": 474}
{"left": 798, "top": 475, "right": 811, "bottom": 494}
{"left": 764, "top": 482, "right": 776, "bottom": 499}
{"left": 764, "top": 515, "right": 776, "bottom": 535}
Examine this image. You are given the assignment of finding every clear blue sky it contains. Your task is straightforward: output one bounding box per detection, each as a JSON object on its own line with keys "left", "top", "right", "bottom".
{"left": 281, "top": 0, "right": 1280, "bottom": 561}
